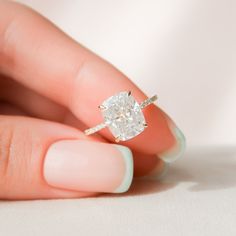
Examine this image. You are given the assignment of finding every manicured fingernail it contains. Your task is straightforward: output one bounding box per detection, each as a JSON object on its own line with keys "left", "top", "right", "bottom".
{"left": 159, "top": 122, "right": 186, "bottom": 163}
{"left": 143, "top": 160, "right": 169, "bottom": 180}
{"left": 44, "top": 140, "right": 133, "bottom": 193}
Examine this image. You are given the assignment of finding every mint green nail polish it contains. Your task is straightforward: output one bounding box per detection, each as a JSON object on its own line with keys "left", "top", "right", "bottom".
{"left": 113, "top": 145, "right": 134, "bottom": 193}
{"left": 159, "top": 123, "right": 186, "bottom": 163}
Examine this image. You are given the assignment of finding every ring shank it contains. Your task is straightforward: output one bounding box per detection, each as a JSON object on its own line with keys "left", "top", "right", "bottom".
{"left": 84, "top": 95, "right": 157, "bottom": 136}
{"left": 139, "top": 95, "right": 158, "bottom": 109}
{"left": 84, "top": 122, "right": 107, "bottom": 135}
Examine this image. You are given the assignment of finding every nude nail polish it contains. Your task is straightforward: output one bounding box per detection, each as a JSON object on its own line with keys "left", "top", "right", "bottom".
{"left": 43, "top": 140, "right": 133, "bottom": 193}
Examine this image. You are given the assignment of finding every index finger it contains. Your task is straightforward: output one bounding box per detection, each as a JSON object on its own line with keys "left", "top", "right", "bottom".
{"left": 0, "top": 2, "right": 185, "bottom": 159}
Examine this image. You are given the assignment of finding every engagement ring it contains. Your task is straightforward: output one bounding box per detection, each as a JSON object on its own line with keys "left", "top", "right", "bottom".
{"left": 84, "top": 91, "right": 157, "bottom": 142}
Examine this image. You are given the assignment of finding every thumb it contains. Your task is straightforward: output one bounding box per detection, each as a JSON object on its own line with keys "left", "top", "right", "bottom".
{"left": 0, "top": 116, "right": 133, "bottom": 200}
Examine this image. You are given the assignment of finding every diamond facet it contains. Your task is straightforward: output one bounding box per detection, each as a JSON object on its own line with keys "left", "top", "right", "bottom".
{"left": 101, "top": 91, "right": 146, "bottom": 141}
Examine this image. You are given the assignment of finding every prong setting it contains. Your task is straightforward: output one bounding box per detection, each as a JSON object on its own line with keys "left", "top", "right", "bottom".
{"left": 98, "top": 105, "right": 107, "bottom": 110}
{"left": 115, "top": 136, "right": 121, "bottom": 143}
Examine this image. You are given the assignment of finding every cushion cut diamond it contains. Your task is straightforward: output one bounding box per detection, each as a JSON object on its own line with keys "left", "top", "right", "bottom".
{"left": 101, "top": 91, "right": 146, "bottom": 141}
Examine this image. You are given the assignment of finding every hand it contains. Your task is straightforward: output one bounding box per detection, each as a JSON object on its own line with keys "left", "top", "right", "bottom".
{"left": 0, "top": 2, "right": 185, "bottom": 200}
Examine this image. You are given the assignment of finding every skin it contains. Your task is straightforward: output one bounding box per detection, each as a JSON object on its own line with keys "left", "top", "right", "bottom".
{"left": 0, "top": 2, "right": 176, "bottom": 200}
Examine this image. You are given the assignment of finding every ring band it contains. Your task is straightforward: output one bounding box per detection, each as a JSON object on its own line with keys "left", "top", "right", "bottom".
{"left": 84, "top": 91, "right": 157, "bottom": 142}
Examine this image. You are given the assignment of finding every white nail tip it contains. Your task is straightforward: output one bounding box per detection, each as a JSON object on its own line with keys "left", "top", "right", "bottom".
{"left": 113, "top": 145, "right": 134, "bottom": 193}
{"left": 160, "top": 124, "right": 186, "bottom": 163}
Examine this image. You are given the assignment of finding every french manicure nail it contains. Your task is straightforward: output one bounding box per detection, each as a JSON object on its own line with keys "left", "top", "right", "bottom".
{"left": 159, "top": 122, "right": 186, "bottom": 163}
{"left": 44, "top": 140, "right": 133, "bottom": 193}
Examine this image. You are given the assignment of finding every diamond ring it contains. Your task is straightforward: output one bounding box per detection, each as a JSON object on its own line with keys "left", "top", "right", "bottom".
{"left": 84, "top": 91, "right": 157, "bottom": 142}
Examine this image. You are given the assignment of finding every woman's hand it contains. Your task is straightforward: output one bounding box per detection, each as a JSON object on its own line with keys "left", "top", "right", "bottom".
{"left": 0, "top": 2, "right": 185, "bottom": 200}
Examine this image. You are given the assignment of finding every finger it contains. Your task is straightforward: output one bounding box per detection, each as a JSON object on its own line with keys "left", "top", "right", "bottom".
{"left": 0, "top": 115, "right": 134, "bottom": 200}
{"left": 0, "top": 75, "right": 68, "bottom": 122}
{"left": 1, "top": 75, "right": 96, "bottom": 135}
{"left": 0, "top": 2, "right": 185, "bottom": 159}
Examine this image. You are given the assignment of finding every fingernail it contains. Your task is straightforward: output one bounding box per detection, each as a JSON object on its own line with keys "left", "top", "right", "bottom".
{"left": 143, "top": 160, "right": 169, "bottom": 180}
{"left": 44, "top": 140, "right": 133, "bottom": 193}
{"left": 159, "top": 122, "right": 186, "bottom": 163}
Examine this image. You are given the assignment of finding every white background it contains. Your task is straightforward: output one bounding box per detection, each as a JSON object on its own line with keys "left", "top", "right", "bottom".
{"left": 0, "top": 1, "right": 235, "bottom": 236}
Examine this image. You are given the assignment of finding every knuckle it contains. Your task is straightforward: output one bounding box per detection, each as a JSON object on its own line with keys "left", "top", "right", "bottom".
{"left": 0, "top": 119, "right": 14, "bottom": 180}
{"left": 0, "top": 117, "right": 32, "bottom": 198}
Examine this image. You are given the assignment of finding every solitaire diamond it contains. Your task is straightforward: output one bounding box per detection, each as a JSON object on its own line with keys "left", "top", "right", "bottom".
{"left": 101, "top": 91, "right": 146, "bottom": 141}
{"left": 84, "top": 91, "right": 157, "bottom": 141}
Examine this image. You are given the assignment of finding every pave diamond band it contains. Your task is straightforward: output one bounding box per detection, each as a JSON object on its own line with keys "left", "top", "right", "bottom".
{"left": 84, "top": 122, "right": 107, "bottom": 136}
{"left": 140, "top": 95, "right": 158, "bottom": 109}
{"left": 84, "top": 92, "right": 157, "bottom": 142}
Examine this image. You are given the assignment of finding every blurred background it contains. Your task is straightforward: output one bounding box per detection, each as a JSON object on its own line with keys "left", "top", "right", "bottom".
{"left": 17, "top": 0, "right": 236, "bottom": 148}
